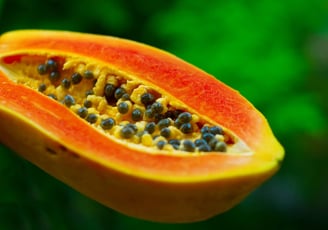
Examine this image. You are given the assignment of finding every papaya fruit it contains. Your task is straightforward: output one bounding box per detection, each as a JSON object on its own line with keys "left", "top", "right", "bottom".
{"left": 0, "top": 30, "right": 284, "bottom": 223}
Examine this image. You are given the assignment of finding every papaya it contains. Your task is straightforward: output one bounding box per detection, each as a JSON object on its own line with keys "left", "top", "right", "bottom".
{"left": 0, "top": 30, "right": 284, "bottom": 223}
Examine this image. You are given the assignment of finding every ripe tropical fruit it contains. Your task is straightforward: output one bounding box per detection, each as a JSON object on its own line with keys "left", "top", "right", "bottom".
{"left": 0, "top": 30, "right": 284, "bottom": 223}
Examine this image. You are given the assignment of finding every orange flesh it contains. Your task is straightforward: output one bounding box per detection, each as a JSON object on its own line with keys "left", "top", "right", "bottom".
{"left": 0, "top": 30, "right": 283, "bottom": 181}
{"left": 0, "top": 54, "right": 242, "bottom": 154}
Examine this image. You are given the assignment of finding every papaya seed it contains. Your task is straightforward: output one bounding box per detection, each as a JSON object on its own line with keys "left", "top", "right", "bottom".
{"left": 183, "top": 140, "right": 195, "bottom": 152}
{"left": 71, "top": 72, "right": 82, "bottom": 84}
{"left": 141, "top": 92, "right": 155, "bottom": 106}
{"left": 49, "top": 71, "right": 60, "bottom": 82}
{"left": 63, "top": 94, "right": 75, "bottom": 107}
{"left": 77, "top": 107, "right": 88, "bottom": 118}
{"left": 214, "top": 141, "right": 227, "bottom": 152}
{"left": 210, "top": 126, "right": 223, "bottom": 135}
{"left": 121, "top": 93, "right": 130, "bottom": 100}
{"left": 83, "top": 70, "right": 94, "bottom": 79}
{"left": 160, "top": 127, "right": 171, "bottom": 138}
{"left": 86, "top": 113, "right": 98, "bottom": 124}
{"left": 156, "top": 140, "right": 166, "bottom": 150}
{"left": 157, "top": 118, "right": 171, "bottom": 130}
{"left": 100, "top": 118, "right": 115, "bottom": 130}
{"left": 117, "top": 102, "right": 129, "bottom": 114}
{"left": 151, "top": 102, "right": 163, "bottom": 114}
{"left": 38, "top": 83, "right": 46, "bottom": 92}
{"left": 177, "top": 112, "right": 192, "bottom": 123}
{"left": 46, "top": 59, "right": 58, "bottom": 72}
{"left": 180, "top": 123, "right": 193, "bottom": 134}
{"left": 83, "top": 100, "right": 92, "bottom": 108}
{"left": 194, "top": 139, "right": 207, "bottom": 147}
{"left": 198, "top": 144, "right": 211, "bottom": 152}
{"left": 104, "top": 83, "right": 115, "bottom": 97}
{"left": 121, "top": 125, "right": 136, "bottom": 139}
{"left": 202, "top": 132, "right": 214, "bottom": 143}
{"left": 37, "top": 64, "right": 48, "bottom": 75}
{"left": 114, "top": 87, "right": 126, "bottom": 100}
{"left": 145, "top": 122, "right": 156, "bottom": 134}
{"left": 145, "top": 109, "right": 154, "bottom": 119}
{"left": 131, "top": 108, "right": 143, "bottom": 121}
{"left": 61, "top": 78, "right": 71, "bottom": 89}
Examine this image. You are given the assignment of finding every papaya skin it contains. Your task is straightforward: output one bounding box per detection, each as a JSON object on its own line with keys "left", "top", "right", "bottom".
{"left": 0, "top": 30, "right": 284, "bottom": 223}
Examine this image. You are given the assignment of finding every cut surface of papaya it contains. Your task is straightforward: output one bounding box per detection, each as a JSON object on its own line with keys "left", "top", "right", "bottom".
{"left": 0, "top": 30, "right": 284, "bottom": 223}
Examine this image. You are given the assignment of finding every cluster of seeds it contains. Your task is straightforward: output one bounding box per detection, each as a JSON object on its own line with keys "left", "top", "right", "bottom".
{"left": 11, "top": 56, "right": 238, "bottom": 154}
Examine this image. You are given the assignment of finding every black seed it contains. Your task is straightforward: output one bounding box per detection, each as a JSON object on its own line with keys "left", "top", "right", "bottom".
{"left": 37, "top": 64, "right": 48, "bottom": 75}
{"left": 200, "top": 126, "right": 210, "bottom": 134}
{"left": 157, "top": 118, "right": 171, "bottom": 129}
{"left": 198, "top": 144, "right": 211, "bottom": 152}
{"left": 48, "top": 94, "right": 57, "bottom": 100}
{"left": 77, "top": 107, "right": 88, "bottom": 118}
{"left": 131, "top": 108, "right": 143, "bottom": 121}
{"left": 117, "top": 102, "right": 129, "bottom": 114}
{"left": 202, "top": 133, "right": 215, "bottom": 143}
{"left": 177, "top": 112, "right": 192, "bottom": 123}
{"left": 85, "top": 90, "right": 94, "bottom": 96}
{"left": 125, "top": 123, "right": 138, "bottom": 132}
{"left": 183, "top": 140, "right": 195, "bottom": 152}
{"left": 168, "top": 139, "right": 180, "bottom": 146}
{"left": 83, "top": 70, "right": 94, "bottom": 79}
{"left": 145, "top": 109, "right": 154, "bottom": 119}
{"left": 160, "top": 127, "right": 171, "bottom": 138}
{"left": 121, "top": 93, "right": 130, "bottom": 100}
{"left": 61, "top": 78, "right": 71, "bottom": 89}
{"left": 71, "top": 72, "right": 83, "bottom": 84}
{"left": 46, "top": 59, "right": 58, "bottom": 72}
{"left": 114, "top": 87, "right": 126, "bottom": 100}
{"left": 63, "top": 95, "right": 75, "bottom": 107}
{"left": 209, "top": 126, "right": 224, "bottom": 135}
{"left": 194, "top": 139, "right": 207, "bottom": 147}
{"left": 214, "top": 141, "right": 227, "bottom": 152}
{"left": 38, "top": 83, "right": 46, "bottom": 92}
{"left": 49, "top": 71, "right": 60, "bottom": 82}
{"left": 174, "top": 118, "right": 182, "bottom": 128}
{"left": 180, "top": 123, "right": 193, "bottom": 134}
{"left": 169, "top": 139, "right": 180, "bottom": 145}
{"left": 86, "top": 113, "right": 98, "bottom": 124}
{"left": 157, "top": 140, "right": 166, "bottom": 150}
{"left": 100, "top": 118, "right": 115, "bottom": 130}
{"left": 151, "top": 102, "right": 163, "bottom": 114}
{"left": 145, "top": 122, "right": 156, "bottom": 134}
{"left": 104, "top": 84, "right": 116, "bottom": 99}
{"left": 154, "top": 113, "right": 165, "bottom": 123}
{"left": 141, "top": 93, "right": 155, "bottom": 105}
{"left": 83, "top": 100, "right": 92, "bottom": 108}
{"left": 120, "top": 125, "right": 136, "bottom": 139}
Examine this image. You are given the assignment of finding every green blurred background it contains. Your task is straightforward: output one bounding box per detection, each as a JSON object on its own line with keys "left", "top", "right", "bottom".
{"left": 0, "top": 0, "right": 327, "bottom": 229}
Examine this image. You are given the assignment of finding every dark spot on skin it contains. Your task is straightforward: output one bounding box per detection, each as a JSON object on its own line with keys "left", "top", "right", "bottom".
{"left": 46, "top": 147, "right": 57, "bottom": 155}
{"left": 59, "top": 145, "right": 67, "bottom": 152}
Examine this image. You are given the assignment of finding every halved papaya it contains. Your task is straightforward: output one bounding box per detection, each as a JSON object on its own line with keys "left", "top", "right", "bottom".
{"left": 0, "top": 30, "right": 284, "bottom": 223}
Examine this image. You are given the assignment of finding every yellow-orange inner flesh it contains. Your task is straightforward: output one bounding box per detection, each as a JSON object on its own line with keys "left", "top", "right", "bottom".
{"left": 1, "top": 55, "right": 251, "bottom": 154}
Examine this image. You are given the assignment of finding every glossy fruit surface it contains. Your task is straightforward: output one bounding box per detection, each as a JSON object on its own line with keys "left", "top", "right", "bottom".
{"left": 0, "top": 30, "right": 284, "bottom": 223}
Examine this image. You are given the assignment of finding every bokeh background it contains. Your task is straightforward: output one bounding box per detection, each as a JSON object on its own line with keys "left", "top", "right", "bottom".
{"left": 0, "top": 0, "right": 327, "bottom": 229}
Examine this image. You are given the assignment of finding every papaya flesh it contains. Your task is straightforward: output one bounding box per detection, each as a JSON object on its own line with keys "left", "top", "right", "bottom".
{"left": 0, "top": 30, "right": 284, "bottom": 223}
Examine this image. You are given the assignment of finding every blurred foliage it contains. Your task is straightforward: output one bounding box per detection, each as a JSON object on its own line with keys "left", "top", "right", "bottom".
{"left": 0, "top": 0, "right": 328, "bottom": 229}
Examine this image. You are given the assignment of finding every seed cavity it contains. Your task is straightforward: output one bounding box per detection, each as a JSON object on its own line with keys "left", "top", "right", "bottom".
{"left": 2, "top": 56, "right": 247, "bottom": 154}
